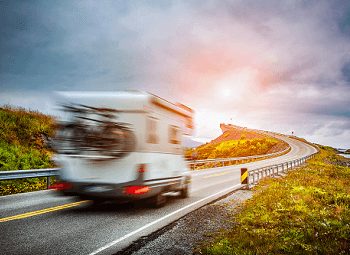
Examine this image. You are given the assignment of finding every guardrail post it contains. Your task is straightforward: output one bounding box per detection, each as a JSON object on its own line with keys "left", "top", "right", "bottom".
{"left": 253, "top": 171, "right": 256, "bottom": 185}
{"left": 47, "top": 176, "right": 50, "bottom": 188}
{"left": 256, "top": 171, "right": 259, "bottom": 184}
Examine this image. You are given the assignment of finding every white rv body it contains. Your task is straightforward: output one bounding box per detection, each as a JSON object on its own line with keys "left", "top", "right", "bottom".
{"left": 53, "top": 91, "right": 194, "bottom": 205}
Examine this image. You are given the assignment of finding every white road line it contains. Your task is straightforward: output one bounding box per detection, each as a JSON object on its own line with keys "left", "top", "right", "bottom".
{"left": 89, "top": 183, "right": 242, "bottom": 255}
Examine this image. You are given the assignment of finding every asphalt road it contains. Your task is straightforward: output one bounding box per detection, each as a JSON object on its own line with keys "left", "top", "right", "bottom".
{"left": 0, "top": 136, "right": 317, "bottom": 255}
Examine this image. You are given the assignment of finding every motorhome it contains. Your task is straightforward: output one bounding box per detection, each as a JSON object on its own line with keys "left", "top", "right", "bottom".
{"left": 52, "top": 91, "right": 194, "bottom": 207}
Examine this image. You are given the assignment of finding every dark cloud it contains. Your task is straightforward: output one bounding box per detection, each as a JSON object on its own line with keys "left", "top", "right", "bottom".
{"left": 341, "top": 62, "right": 350, "bottom": 82}
{"left": 1, "top": 0, "right": 350, "bottom": 148}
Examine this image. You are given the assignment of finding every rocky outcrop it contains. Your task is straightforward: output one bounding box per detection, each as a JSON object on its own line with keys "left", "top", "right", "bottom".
{"left": 211, "top": 124, "right": 263, "bottom": 145}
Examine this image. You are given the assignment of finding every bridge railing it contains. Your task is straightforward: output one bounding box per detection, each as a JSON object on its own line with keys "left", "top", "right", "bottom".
{"left": 188, "top": 145, "right": 291, "bottom": 170}
{"left": 247, "top": 151, "right": 319, "bottom": 188}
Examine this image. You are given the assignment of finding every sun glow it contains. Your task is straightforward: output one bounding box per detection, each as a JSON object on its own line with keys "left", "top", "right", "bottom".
{"left": 222, "top": 88, "right": 232, "bottom": 98}
{"left": 215, "top": 67, "right": 258, "bottom": 101}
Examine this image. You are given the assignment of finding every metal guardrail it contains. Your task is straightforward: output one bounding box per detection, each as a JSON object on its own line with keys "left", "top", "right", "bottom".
{"left": 247, "top": 152, "right": 319, "bottom": 188}
{"left": 188, "top": 145, "right": 291, "bottom": 170}
{"left": 0, "top": 168, "right": 60, "bottom": 188}
{"left": 243, "top": 132, "right": 320, "bottom": 188}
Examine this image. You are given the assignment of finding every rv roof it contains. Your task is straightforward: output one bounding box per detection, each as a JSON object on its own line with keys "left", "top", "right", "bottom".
{"left": 55, "top": 90, "right": 146, "bottom": 99}
{"left": 55, "top": 91, "right": 193, "bottom": 118}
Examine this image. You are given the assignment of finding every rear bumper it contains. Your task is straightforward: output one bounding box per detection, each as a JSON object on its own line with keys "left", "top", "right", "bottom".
{"left": 57, "top": 175, "right": 190, "bottom": 201}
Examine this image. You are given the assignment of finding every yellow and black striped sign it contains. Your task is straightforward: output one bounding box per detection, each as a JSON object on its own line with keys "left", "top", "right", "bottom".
{"left": 241, "top": 168, "right": 248, "bottom": 184}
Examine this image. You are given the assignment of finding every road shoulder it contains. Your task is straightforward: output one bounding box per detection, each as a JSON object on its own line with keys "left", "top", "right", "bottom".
{"left": 117, "top": 189, "right": 255, "bottom": 255}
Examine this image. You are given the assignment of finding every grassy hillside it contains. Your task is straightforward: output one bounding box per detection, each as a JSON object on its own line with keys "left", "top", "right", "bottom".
{"left": 0, "top": 105, "right": 58, "bottom": 196}
{"left": 186, "top": 137, "right": 283, "bottom": 160}
{"left": 210, "top": 129, "right": 264, "bottom": 145}
{"left": 196, "top": 148, "right": 350, "bottom": 254}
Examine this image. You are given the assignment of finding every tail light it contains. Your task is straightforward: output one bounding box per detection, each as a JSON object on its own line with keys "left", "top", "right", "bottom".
{"left": 124, "top": 186, "right": 150, "bottom": 195}
{"left": 49, "top": 183, "right": 72, "bottom": 190}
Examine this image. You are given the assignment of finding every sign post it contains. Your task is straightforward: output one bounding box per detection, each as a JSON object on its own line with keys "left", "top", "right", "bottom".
{"left": 241, "top": 168, "right": 248, "bottom": 185}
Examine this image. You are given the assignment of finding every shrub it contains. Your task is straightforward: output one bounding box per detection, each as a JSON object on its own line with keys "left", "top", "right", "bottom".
{"left": 0, "top": 105, "right": 58, "bottom": 196}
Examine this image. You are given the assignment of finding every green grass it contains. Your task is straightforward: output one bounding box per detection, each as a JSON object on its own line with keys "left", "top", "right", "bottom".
{"left": 0, "top": 105, "right": 58, "bottom": 196}
{"left": 195, "top": 149, "right": 350, "bottom": 254}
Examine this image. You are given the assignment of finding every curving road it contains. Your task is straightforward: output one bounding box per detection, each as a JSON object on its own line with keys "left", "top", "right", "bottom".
{"left": 0, "top": 136, "right": 317, "bottom": 255}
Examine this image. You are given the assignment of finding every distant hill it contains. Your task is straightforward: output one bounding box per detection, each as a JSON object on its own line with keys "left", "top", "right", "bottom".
{"left": 210, "top": 124, "right": 263, "bottom": 144}
{"left": 208, "top": 123, "right": 289, "bottom": 155}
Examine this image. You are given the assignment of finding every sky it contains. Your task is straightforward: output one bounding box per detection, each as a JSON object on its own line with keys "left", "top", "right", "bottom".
{"left": 1, "top": 0, "right": 350, "bottom": 148}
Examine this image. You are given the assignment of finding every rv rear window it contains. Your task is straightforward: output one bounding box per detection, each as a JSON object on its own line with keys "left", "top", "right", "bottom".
{"left": 169, "top": 125, "right": 180, "bottom": 144}
{"left": 147, "top": 117, "right": 159, "bottom": 144}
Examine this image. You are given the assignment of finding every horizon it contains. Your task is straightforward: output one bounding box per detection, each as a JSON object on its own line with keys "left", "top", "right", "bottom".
{"left": 1, "top": 101, "right": 348, "bottom": 150}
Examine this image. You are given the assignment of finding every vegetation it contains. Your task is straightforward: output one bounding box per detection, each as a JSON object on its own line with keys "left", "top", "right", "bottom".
{"left": 186, "top": 137, "right": 280, "bottom": 160}
{"left": 0, "top": 105, "right": 58, "bottom": 196}
{"left": 316, "top": 144, "right": 337, "bottom": 152}
{"left": 196, "top": 148, "right": 350, "bottom": 254}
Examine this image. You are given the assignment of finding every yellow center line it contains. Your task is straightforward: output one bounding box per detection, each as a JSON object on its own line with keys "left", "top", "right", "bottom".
{"left": 0, "top": 200, "right": 89, "bottom": 223}
{"left": 203, "top": 171, "right": 229, "bottom": 179}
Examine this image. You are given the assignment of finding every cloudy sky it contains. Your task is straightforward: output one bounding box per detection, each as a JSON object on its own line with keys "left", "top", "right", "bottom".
{"left": 1, "top": 0, "right": 350, "bottom": 148}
